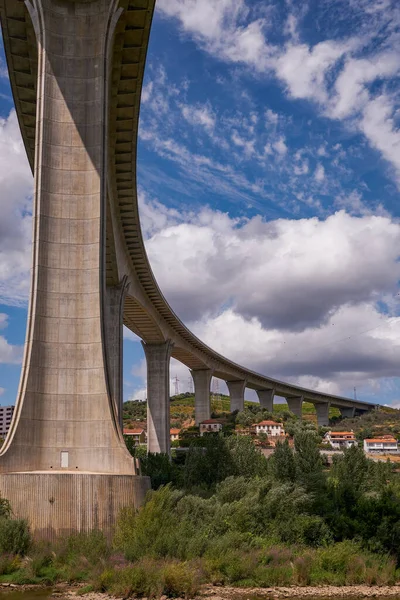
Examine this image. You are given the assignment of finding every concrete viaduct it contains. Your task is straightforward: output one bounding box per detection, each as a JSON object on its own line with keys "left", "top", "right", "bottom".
{"left": 0, "top": 0, "right": 377, "bottom": 534}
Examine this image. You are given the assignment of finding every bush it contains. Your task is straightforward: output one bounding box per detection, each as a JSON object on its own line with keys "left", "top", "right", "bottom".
{"left": 0, "top": 517, "right": 31, "bottom": 555}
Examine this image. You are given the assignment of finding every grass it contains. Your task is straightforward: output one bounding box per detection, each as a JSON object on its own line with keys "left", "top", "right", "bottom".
{"left": 0, "top": 528, "right": 397, "bottom": 596}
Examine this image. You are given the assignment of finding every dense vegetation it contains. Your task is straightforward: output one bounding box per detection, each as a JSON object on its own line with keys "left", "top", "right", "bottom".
{"left": 0, "top": 423, "right": 399, "bottom": 597}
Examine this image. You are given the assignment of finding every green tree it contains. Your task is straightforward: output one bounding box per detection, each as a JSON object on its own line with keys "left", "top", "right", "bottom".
{"left": 271, "top": 439, "right": 296, "bottom": 483}
{"left": 294, "top": 431, "right": 326, "bottom": 501}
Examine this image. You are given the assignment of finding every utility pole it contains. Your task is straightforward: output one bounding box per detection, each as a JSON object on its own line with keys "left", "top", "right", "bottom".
{"left": 173, "top": 375, "right": 180, "bottom": 396}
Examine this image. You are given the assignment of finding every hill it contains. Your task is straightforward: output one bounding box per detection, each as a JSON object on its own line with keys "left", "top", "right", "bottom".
{"left": 123, "top": 394, "right": 343, "bottom": 430}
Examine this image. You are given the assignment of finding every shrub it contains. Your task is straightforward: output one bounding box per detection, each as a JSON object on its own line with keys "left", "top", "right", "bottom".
{"left": 0, "top": 517, "right": 31, "bottom": 555}
{"left": 162, "top": 560, "right": 202, "bottom": 597}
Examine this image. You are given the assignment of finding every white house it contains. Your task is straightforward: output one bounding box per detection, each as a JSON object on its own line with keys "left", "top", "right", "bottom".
{"left": 254, "top": 420, "right": 284, "bottom": 437}
{"left": 324, "top": 431, "right": 357, "bottom": 449}
{"left": 170, "top": 428, "right": 180, "bottom": 442}
{"left": 200, "top": 419, "right": 223, "bottom": 436}
{"left": 363, "top": 436, "right": 399, "bottom": 454}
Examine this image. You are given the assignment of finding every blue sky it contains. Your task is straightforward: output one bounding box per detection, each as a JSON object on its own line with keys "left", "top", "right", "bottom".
{"left": 1, "top": 0, "right": 400, "bottom": 407}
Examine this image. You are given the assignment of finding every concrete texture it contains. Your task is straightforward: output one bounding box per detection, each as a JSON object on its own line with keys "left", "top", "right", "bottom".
{"left": 340, "top": 407, "right": 356, "bottom": 418}
{"left": 286, "top": 396, "right": 304, "bottom": 418}
{"left": 256, "top": 389, "right": 275, "bottom": 412}
{"left": 227, "top": 380, "right": 247, "bottom": 413}
{"left": 191, "top": 369, "right": 213, "bottom": 425}
{"left": 315, "top": 403, "right": 330, "bottom": 427}
{"left": 143, "top": 341, "right": 173, "bottom": 455}
{"left": 0, "top": 472, "right": 149, "bottom": 540}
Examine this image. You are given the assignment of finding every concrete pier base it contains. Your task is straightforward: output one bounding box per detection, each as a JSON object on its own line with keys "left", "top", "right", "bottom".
{"left": 191, "top": 369, "right": 213, "bottom": 425}
{"left": 227, "top": 380, "right": 246, "bottom": 413}
{"left": 0, "top": 472, "right": 150, "bottom": 540}
{"left": 256, "top": 389, "right": 275, "bottom": 412}
{"left": 286, "top": 396, "right": 303, "bottom": 418}
{"left": 315, "top": 403, "right": 330, "bottom": 427}
{"left": 143, "top": 340, "right": 173, "bottom": 455}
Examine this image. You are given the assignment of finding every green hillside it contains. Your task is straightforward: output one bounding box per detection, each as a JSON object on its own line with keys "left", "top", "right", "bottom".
{"left": 123, "top": 394, "right": 342, "bottom": 429}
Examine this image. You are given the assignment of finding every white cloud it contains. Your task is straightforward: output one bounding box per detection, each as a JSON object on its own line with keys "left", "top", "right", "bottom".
{"left": 360, "top": 94, "right": 400, "bottom": 181}
{"left": 273, "top": 136, "right": 287, "bottom": 155}
{"left": 329, "top": 53, "right": 400, "bottom": 119}
{"left": 314, "top": 163, "right": 325, "bottom": 181}
{"left": 157, "top": 0, "right": 275, "bottom": 72}
{"left": 0, "top": 314, "right": 23, "bottom": 365}
{"left": 181, "top": 102, "right": 216, "bottom": 131}
{"left": 276, "top": 40, "right": 354, "bottom": 104}
{"left": 142, "top": 197, "right": 400, "bottom": 334}
{"left": 0, "top": 110, "right": 33, "bottom": 306}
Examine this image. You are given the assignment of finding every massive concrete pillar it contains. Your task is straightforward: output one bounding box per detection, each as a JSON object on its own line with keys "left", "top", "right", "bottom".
{"left": 256, "top": 389, "right": 275, "bottom": 412}
{"left": 286, "top": 396, "right": 303, "bottom": 418}
{"left": 315, "top": 403, "right": 330, "bottom": 427}
{"left": 0, "top": 0, "right": 150, "bottom": 538}
{"left": 143, "top": 340, "right": 173, "bottom": 455}
{"left": 340, "top": 407, "right": 355, "bottom": 419}
{"left": 106, "top": 279, "right": 129, "bottom": 430}
{"left": 191, "top": 369, "right": 213, "bottom": 425}
{"left": 227, "top": 380, "right": 246, "bottom": 413}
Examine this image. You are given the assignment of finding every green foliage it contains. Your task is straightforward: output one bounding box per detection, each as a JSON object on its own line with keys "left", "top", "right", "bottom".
{"left": 271, "top": 439, "right": 296, "bottom": 483}
{"left": 0, "top": 518, "right": 31, "bottom": 555}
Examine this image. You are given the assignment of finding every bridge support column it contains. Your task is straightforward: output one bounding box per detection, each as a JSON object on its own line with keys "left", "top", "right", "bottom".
{"left": 191, "top": 369, "right": 213, "bottom": 426}
{"left": 340, "top": 407, "right": 355, "bottom": 419}
{"left": 142, "top": 340, "right": 173, "bottom": 455}
{"left": 227, "top": 380, "right": 246, "bottom": 413}
{"left": 106, "top": 279, "right": 129, "bottom": 431}
{"left": 256, "top": 389, "right": 275, "bottom": 412}
{"left": 315, "top": 403, "right": 330, "bottom": 427}
{"left": 286, "top": 396, "right": 303, "bottom": 418}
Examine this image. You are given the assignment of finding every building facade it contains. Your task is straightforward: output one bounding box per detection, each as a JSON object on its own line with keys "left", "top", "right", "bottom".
{"left": 324, "top": 431, "right": 357, "bottom": 449}
{"left": 0, "top": 406, "right": 14, "bottom": 439}
{"left": 200, "top": 420, "right": 223, "bottom": 436}
{"left": 255, "top": 421, "right": 284, "bottom": 437}
{"left": 363, "top": 436, "right": 399, "bottom": 454}
{"left": 170, "top": 428, "right": 181, "bottom": 442}
{"left": 123, "top": 428, "right": 147, "bottom": 445}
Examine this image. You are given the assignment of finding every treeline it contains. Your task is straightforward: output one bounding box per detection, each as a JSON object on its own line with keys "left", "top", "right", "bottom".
{"left": 0, "top": 429, "right": 399, "bottom": 596}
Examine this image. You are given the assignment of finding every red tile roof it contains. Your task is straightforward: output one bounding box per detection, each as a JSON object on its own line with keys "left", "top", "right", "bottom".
{"left": 170, "top": 428, "right": 181, "bottom": 435}
{"left": 330, "top": 432, "right": 354, "bottom": 436}
{"left": 365, "top": 438, "right": 397, "bottom": 443}
{"left": 200, "top": 419, "right": 223, "bottom": 424}
{"left": 257, "top": 420, "right": 281, "bottom": 426}
{"left": 124, "top": 428, "right": 145, "bottom": 435}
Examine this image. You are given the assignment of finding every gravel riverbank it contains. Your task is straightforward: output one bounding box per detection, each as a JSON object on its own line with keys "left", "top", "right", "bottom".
{"left": 50, "top": 584, "right": 400, "bottom": 600}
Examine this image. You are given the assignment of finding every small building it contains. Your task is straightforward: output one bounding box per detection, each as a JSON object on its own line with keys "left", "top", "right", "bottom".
{"left": 255, "top": 420, "right": 284, "bottom": 437}
{"left": 200, "top": 419, "right": 223, "bottom": 436}
{"left": 325, "top": 431, "right": 357, "bottom": 449}
{"left": 0, "top": 405, "right": 14, "bottom": 438}
{"left": 363, "top": 436, "right": 399, "bottom": 454}
{"left": 123, "top": 428, "right": 146, "bottom": 445}
{"left": 170, "top": 428, "right": 181, "bottom": 442}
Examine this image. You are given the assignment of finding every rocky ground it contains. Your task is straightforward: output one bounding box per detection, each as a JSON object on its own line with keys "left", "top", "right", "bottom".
{"left": 2, "top": 583, "right": 400, "bottom": 600}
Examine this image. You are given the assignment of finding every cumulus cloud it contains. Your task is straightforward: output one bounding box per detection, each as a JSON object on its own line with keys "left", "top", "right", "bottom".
{"left": 0, "top": 110, "right": 33, "bottom": 306}
{"left": 141, "top": 197, "right": 400, "bottom": 331}
{"left": 0, "top": 314, "right": 23, "bottom": 365}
